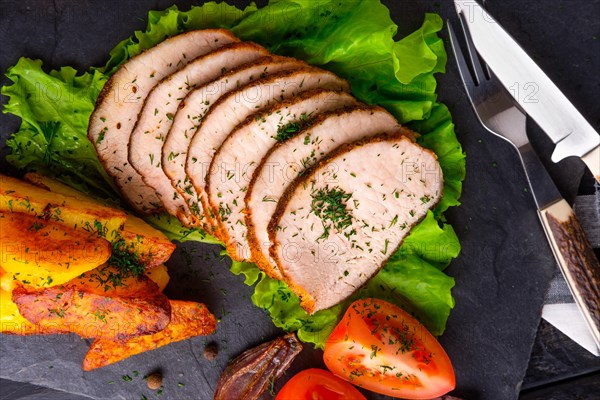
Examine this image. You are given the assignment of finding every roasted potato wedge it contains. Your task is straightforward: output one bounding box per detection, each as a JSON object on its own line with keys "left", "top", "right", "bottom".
{"left": 1, "top": 263, "right": 169, "bottom": 335}
{"left": 82, "top": 300, "right": 216, "bottom": 370}
{"left": 1, "top": 174, "right": 127, "bottom": 238}
{"left": 118, "top": 213, "right": 176, "bottom": 269}
{"left": 1, "top": 212, "right": 111, "bottom": 287}
{"left": 0, "top": 267, "right": 41, "bottom": 335}
{"left": 12, "top": 265, "right": 171, "bottom": 340}
{"left": 1, "top": 285, "right": 42, "bottom": 335}
{"left": 145, "top": 264, "right": 170, "bottom": 292}
{"left": 24, "top": 173, "right": 175, "bottom": 268}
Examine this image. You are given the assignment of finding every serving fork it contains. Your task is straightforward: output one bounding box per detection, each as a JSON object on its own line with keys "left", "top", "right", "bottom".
{"left": 448, "top": 17, "right": 600, "bottom": 349}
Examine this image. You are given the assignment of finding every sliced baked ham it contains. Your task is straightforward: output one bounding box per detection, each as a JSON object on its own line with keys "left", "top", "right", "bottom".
{"left": 270, "top": 133, "right": 443, "bottom": 313}
{"left": 207, "top": 89, "right": 358, "bottom": 261}
{"left": 187, "top": 68, "right": 350, "bottom": 235}
{"left": 162, "top": 56, "right": 306, "bottom": 225}
{"left": 245, "top": 106, "right": 405, "bottom": 279}
{"left": 128, "top": 42, "right": 269, "bottom": 226}
{"left": 88, "top": 29, "right": 238, "bottom": 214}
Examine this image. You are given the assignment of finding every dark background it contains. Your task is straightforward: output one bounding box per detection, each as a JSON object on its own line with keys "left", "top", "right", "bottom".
{"left": 1, "top": 0, "right": 599, "bottom": 399}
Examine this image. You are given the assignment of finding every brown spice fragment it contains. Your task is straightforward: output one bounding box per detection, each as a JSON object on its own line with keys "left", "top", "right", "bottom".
{"left": 203, "top": 342, "right": 218, "bottom": 361}
{"left": 146, "top": 372, "right": 162, "bottom": 390}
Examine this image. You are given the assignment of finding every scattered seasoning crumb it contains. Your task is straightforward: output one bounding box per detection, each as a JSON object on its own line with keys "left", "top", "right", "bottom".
{"left": 122, "top": 374, "right": 133, "bottom": 382}
{"left": 146, "top": 372, "right": 163, "bottom": 390}
{"left": 203, "top": 342, "right": 219, "bottom": 361}
{"left": 178, "top": 382, "right": 185, "bottom": 388}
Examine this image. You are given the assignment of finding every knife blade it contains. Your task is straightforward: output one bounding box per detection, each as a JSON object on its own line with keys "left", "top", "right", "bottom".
{"left": 454, "top": 0, "right": 600, "bottom": 182}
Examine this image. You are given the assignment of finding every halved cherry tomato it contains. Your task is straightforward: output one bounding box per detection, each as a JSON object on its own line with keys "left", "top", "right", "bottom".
{"left": 275, "top": 368, "right": 366, "bottom": 400}
{"left": 323, "top": 298, "right": 455, "bottom": 399}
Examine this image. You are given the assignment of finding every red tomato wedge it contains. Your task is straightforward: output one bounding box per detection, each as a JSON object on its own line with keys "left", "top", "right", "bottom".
{"left": 323, "top": 298, "right": 455, "bottom": 399}
{"left": 275, "top": 368, "right": 366, "bottom": 400}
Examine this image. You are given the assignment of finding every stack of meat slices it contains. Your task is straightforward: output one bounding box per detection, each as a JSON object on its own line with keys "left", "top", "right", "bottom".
{"left": 89, "top": 29, "right": 444, "bottom": 314}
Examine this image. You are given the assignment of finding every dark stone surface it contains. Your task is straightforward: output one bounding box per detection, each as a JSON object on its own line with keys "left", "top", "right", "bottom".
{"left": 522, "top": 320, "right": 600, "bottom": 391}
{"left": 0, "top": 1, "right": 598, "bottom": 399}
{"left": 0, "top": 378, "right": 88, "bottom": 400}
{"left": 520, "top": 371, "right": 600, "bottom": 400}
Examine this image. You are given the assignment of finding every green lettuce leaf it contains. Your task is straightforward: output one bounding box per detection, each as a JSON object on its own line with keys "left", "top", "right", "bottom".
{"left": 2, "top": 0, "right": 465, "bottom": 349}
{"left": 358, "top": 254, "right": 455, "bottom": 336}
{"left": 411, "top": 103, "right": 465, "bottom": 215}
{"left": 399, "top": 211, "right": 461, "bottom": 270}
{"left": 2, "top": 58, "right": 115, "bottom": 197}
{"left": 232, "top": 3, "right": 442, "bottom": 124}
{"left": 145, "top": 214, "right": 222, "bottom": 245}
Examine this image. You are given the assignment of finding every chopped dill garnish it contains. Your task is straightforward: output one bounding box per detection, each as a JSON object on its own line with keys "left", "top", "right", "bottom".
{"left": 273, "top": 113, "right": 313, "bottom": 142}
{"left": 109, "top": 239, "right": 145, "bottom": 276}
{"left": 311, "top": 186, "right": 355, "bottom": 240}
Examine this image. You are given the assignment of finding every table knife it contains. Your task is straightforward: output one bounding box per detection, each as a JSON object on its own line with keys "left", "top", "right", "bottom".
{"left": 454, "top": 0, "right": 600, "bottom": 183}
{"left": 449, "top": 9, "right": 600, "bottom": 351}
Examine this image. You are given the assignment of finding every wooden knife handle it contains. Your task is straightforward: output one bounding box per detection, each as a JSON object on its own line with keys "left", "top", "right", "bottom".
{"left": 582, "top": 145, "right": 600, "bottom": 184}
{"left": 539, "top": 198, "right": 600, "bottom": 349}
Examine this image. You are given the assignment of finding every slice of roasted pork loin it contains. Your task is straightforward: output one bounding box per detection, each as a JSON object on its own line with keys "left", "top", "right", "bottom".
{"left": 128, "top": 42, "right": 268, "bottom": 226}
{"left": 245, "top": 106, "right": 404, "bottom": 280}
{"left": 207, "top": 89, "right": 358, "bottom": 261}
{"left": 161, "top": 56, "right": 306, "bottom": 226}
{"left": 88, "top": 29, "right": 238, "bottom": 214}
{"left": 269, "top": 133, "right": 443, "bottom": 313}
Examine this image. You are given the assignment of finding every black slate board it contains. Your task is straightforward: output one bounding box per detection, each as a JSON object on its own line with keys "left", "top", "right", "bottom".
{"left": 1, "top": 1, "right": 598, "bottom": 399}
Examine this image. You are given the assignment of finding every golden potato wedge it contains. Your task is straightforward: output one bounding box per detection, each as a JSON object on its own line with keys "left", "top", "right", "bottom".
{"left": 144, "top": 264, "right": 170, "bottom": 292}
{"left": 1, "top": 285, "right": 41, "bottom": 335}
{"left": 118, "top": 214, "right": 176, "bottom": 269}
{"left": 0, "top": 267, "right": 41, "bottom": 335}
{"left": 82, "top": 300, "right": 216, "bottom": 370}
{"left": 24, "top": 173, "right": 175, "bottom": 268}
{"left": 1, "top": 174, "right": 126, "bottom": 239}
{"left": 12, "top": 265, "right": 171, "bottom": 341}
{"left": 0, "top": 265, "right": 14, "bottom": 292}
{"left": 1, "top": 212, "right": 111, "bottom": 287}
{"left": 1, "top": 263, "right": 169, "bottom": 335}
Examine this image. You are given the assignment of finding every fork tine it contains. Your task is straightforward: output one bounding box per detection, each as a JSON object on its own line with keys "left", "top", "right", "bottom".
{"left": 447, "top": 22, "right": 476, "bottom": 92}
{"left": 457, "top": 12, "right": 487, "bottom": 85}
